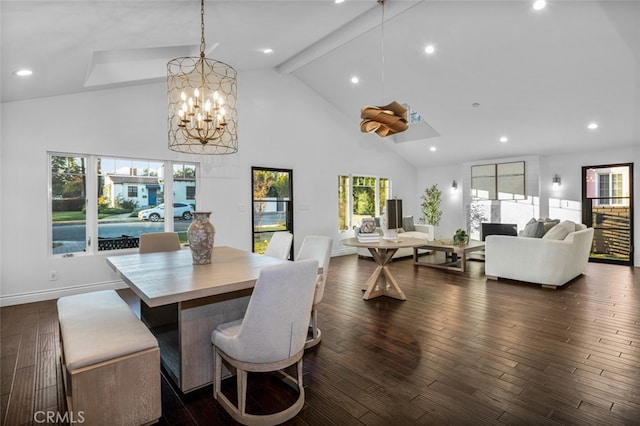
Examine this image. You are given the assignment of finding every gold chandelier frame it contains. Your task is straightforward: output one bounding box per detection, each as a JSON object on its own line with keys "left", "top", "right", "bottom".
{"left": 167, "top": 0, "right": 238, "bottom": 154}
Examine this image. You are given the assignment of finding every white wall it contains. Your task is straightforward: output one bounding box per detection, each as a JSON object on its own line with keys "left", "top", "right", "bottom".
{"left": 418, "top": 146, "right": 640, "bottom": 266}
{"left": 0, "top": 69, "right": 418, "bottom": 305}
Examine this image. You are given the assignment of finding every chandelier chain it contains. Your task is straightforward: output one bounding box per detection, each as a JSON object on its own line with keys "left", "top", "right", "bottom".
{"left": 379, "top": 0, "right": 385, "bottom": 103}
{"left": 200, "top": 0, "right": 206, "bottom": 57}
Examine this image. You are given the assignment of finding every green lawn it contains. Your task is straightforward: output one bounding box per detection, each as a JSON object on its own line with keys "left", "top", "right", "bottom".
{"left": 52, "top": 211, "right": 114, "bottom": 221}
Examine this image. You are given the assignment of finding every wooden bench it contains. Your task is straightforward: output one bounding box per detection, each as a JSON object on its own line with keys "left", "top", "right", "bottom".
{"left": 57, "top": 290, "right": 161, "bottom": 425}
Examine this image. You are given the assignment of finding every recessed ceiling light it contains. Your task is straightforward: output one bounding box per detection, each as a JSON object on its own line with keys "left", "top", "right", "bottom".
{"left": 262, "top": 48, "right": 273, "bottom": 54}
{"left": 14, "top": 69, "right": 33, "bottom": 77}
{"left": 424, "top": 44, "right": 435, "bottom": 55}
{"left": 334, "top": 0, "right": 345, "bottom": 4}
{"left": 430, "top": 146, "right": 437, "bottom": 152}
{"left": 350, "top": 76, "right": 359, "bottom": 84}
{"left": 533, "top": 0, "right": 546, "bottom": 11}
{"left": 499, "top": 136, "right": 509, "bottom": 143}
{"left": 587, "top": 122, "right": 599, "bottom": 130}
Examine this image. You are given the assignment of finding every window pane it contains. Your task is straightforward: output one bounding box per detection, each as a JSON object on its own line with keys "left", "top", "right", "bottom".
{"left": 471, "top": 164, "right": 496, "bottom": 200}
{"left": 252, "top": 168, "right": 293, "bottom": 253}
{"left": 96, "top": 159, "right": 197, "bottom": 250}
{"left": 51, "top": 155, "right": 87, "bottom": 255}
{"left": 98, "top": 158, "right": 166, "bottom": 250}
{"left": 598, "top": 173, "right": 610, "bottom": 205}
{"left": 173, "top": 163, "right": 197, "bottom": 242}
{"left": 497, "top": 161, "right": 525, "bottom": 200}
{"left": 338, "top": 175, "right": 349, "bottom": 231}
{"left": 352, "top": 176, "right": 376, "bottom": 225}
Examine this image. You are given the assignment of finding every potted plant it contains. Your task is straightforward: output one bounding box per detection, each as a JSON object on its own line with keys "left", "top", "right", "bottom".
{"left": 420, "top": 184, "right": 442, "bottom": 226}
{"left": 453, "top": 228, "right": 469, "bottom": 246}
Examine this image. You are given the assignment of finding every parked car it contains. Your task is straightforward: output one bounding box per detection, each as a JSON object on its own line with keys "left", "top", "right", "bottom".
{"left": 138, "top": 203, "right": 193, "bottom": 222}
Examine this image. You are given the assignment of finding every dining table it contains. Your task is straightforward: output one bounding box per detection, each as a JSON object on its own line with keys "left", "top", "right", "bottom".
{"left": 106, "top": 246, "right": 289, "bottom": 393}
{"left": 342, "top": 237, "right": 432, "bottom": 301}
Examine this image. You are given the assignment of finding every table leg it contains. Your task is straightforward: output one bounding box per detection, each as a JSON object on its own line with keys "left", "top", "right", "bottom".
{"left": 362, "top": 248, "right": 407, "bottom": 301}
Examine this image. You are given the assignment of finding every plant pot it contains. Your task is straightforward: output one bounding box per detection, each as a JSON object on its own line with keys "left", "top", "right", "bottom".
{"left": 453, "top": 235, "right": 469, "bottom": 246}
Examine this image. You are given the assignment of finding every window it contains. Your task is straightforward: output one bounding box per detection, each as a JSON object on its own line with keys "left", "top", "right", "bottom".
{"left": 597, "top": 172, "right": 623, "bottom": 205}
{"left": 51, "top": 155, "right": 87, "bottom": 253}
{"left": 471, "top": 161, "right": 525, "bottom": 200}
{"left": 251, "top": 167, "right": 293, "bottom": 256}
{"left": 338, "top": 175, "right": 390, "bottom": 231}
{"left": 186, "top": 186, "right": 196, "bottom": 200}
{"left": 50, "top": 153, "right": 198, "bottom": 256}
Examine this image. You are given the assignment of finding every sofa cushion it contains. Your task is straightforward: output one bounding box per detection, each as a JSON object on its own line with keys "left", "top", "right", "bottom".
{"left": 402, "top": 216, "right": 416, "bottom": 232}
{"left": 542, "top": 220, "right": 575, "bottom": 240}
{"left": 522, "top": 218, "right": 545, "bottom": 238}
{"left": 542, "top": 218, "right": 560, "bottom": 234}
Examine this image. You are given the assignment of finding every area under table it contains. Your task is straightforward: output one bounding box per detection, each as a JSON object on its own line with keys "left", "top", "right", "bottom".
{"left": 413, "top": 239, "right": 485, "bottom": 272}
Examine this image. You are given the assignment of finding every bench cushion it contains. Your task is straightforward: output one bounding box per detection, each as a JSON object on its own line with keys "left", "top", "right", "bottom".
{"left": 57, "top": 290, "right": 158, "bottom": 371}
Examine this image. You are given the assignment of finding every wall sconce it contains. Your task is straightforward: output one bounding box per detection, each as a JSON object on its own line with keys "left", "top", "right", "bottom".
{"left": 552, "top": 174, "right": 561, "bottom": 188}
{"left": 451, "top": 180, "right": 458, "bottom": 191}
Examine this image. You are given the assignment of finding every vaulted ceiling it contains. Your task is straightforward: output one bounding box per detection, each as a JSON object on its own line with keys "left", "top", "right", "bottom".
{"left": 2, "top": 0, "right": 639, "bottom": 167}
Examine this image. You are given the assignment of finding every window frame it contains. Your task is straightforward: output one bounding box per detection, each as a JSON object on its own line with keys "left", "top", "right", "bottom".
{"left": 49, "top": 152, "right": 199, "bottom": 257}
{"left": 338, "top": 174, "right": 391, "bottom": 231}
{"left": 471, "top": 161, "right": 525, "bottom": 201}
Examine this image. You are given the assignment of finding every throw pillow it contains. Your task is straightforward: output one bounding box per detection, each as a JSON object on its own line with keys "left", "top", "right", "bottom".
{"left": 522, "top": 218, "right": 544, "bottom": 238}
{"left": 542, "top": 219, "right": 560, "bottom": 235}
{"left": 542, "top": 220, "right": 575, "bottom": 240}
{"left": 402, "top": 216, "right": 416, "bottom": 232}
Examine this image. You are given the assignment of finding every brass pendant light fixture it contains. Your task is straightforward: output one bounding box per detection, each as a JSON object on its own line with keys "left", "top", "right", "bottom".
{"left": 167, "top": 0, "right": 238, "bottom": 154}
{"left": 359, "top": 0, "right": 408, "bottom": 137}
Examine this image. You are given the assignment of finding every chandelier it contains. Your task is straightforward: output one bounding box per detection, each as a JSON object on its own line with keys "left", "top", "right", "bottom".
{"left": 359, "top": 0, "right": 408, "bottom": 137}
{"left": 167, "top": 0, "right": 238, "bottom": 154}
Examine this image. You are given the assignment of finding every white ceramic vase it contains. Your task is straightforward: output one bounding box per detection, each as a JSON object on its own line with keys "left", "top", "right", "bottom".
{"left": 187, "top": 212, "right": 215, "bottom": 265}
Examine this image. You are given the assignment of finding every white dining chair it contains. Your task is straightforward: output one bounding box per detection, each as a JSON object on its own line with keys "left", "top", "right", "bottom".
{"left": 139, "top": 232, "right": 181, "bottom": 254}
{"left": 296, "top": 235, "right": 332, "bottom": 349}
{"left": 263, "top": 231, "right": 293, "bottom": 260}
{"left": 211, "top": 259, "right": 319, "bottom": 425}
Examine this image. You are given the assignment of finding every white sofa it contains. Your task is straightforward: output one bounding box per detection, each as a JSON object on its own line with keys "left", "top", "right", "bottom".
{"left": 485, "top": 222, "right": 594, "bottom": 288}
{"left": 355, "top": 223, "right": 434, "bottom": 259}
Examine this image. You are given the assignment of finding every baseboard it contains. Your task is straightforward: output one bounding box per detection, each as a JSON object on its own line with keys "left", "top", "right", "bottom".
{"left": 0, "top": 280, "right": 127, "bottom": 307}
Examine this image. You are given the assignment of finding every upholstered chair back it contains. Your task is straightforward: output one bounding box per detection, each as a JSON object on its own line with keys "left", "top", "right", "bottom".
{"left": 263, "top": 231, "right": 293, "bottom": 260}
{"left": 139, "top": 232, "right": 181, "bottom": 253}
{"left": 296, "top": 235, "right": 332, "bottom": 305}
{"left": 212, "top": 259, "right": 318, "bottom": 364}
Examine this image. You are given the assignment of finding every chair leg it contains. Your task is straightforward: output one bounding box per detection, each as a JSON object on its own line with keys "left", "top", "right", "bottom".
{"left": 304, "top": 307, "right": 322, "bottom": 349}
{"left": 237, "top": 369, "right": 248, "bottom": 415}
{"left": 214, "top": 348, "right": 222, "bottom": 399}
{"left": 212, "top": 349, "right": 306, "bottom": 425}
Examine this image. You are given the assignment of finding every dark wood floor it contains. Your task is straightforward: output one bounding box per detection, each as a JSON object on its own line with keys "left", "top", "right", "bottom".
{"left": 2, "top": 254, "right": 639, "bottom": 425}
